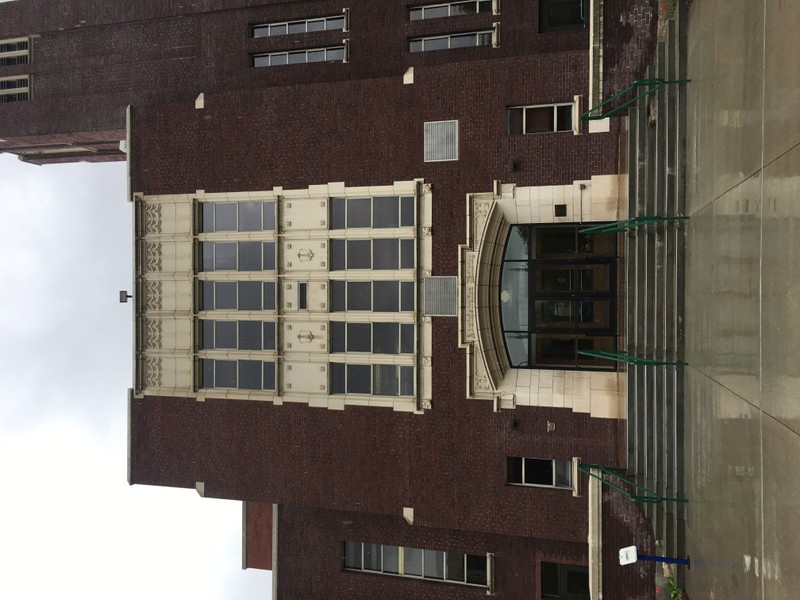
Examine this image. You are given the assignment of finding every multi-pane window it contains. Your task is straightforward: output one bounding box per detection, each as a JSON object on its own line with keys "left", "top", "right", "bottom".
{"left": 343, "top": 542, "right": 488, "bottom": 587}
{"left": 507, "top": 104, "right": 574, "bottom": 134}
{"left": 409, "top": 30, "right": 492, "bottom": 52}
{"left": 330, "top": 196, "right": 415, "bottom": 229}
{"left": 252, "top": 46, "right": 345, "bottom": 67}
{"left": 409, "top": 1, "right": 492, "bottom": 20}
{"left": 201, "top": 241, "right": 276, "bottom": 272}
{"left": 330, "top": 363, "right": 414, "bottom": 396}
{"left": 330, "top": 239, "right": 414, "bottom": 270}
{"left": 0, "top": 75, "right": 29, "bottom": 103}
{"left": 201, "top": 359, "right": 276, "bottom": 390}
{"left": 507, "top": 457, "right": 572, "bottom": 488}
{"left": 542, "top": 562, "right": 590, "bottom": 599}
{"left": 201, "top": 281, "right": 276, "bottom": 311}
{"left": 0, "top": 38, "right": 29, "bottom": 67}
{"left": 331, "top": 322, "right": 414, "bottom": 354}
{"left": 252, "top": 15, "right": 346, "bottom": 37}
{"left": 201, "top": 320, "right": 276, "bottom": 351}
{"left": 330, "top": 281, "right": 415, "bottom": 312}
{"left": 0, "top": 77, "right": 27, "bottom": 90}
{"left": 201, "top": 201, "right": 276, "bottom": 232}
{"left": 540, "top": 0, "right": 588, "bottom": 31}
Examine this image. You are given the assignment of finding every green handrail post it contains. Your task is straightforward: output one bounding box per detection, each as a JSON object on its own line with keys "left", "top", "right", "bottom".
{"left": 579, "top": 215, "right": 689, "bottom": 235}
{"left": 578, "top": 463, "right": 689, "bottom": 505}
{"left": 577, "top": 349, "right": 687, "bottom": 366}
{"left": 581, "top": 78, "right": 691, "bottom": 121}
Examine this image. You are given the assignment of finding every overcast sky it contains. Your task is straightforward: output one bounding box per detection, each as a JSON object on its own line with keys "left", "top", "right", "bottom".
{"left": 0, "top": 154, "right": 270, "bottom": 599}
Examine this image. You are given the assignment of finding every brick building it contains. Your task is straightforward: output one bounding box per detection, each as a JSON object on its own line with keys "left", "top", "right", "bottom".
{"left": 0, "top": 0, "right": 657, "bottom": 598}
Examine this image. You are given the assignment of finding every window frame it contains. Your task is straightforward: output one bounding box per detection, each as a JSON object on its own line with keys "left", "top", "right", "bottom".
{"left": 251, "top": 14, "right": 347, "bottom": 38}
{"left": 507, "top": 103, "right": 575, "bottom": 135}
{"left": 539, "top": 0, "right": 589, "bottom": 32}
{"left": 200, "top": 358, "right": 276, "bottom": 391}
{"left": 252, "top": 45, "right": 347, "bottom": 67}
{"left": 329, "top": 238, "right": 415, "bottom": 271}
{"left": 329, "top": 363, "right": 415, "bottom": 397}
{"left": 409, "top": 0, "right": 494, "bottom": 20}
{"left": 329, "top": 195, "right": 416, "bottom": 230}
{"left": 330, "top": 280, "right": 415, "bottom": 312}
{"left": 507, "top": 457, "right": 573, "bottom": 489}
{"left": 0, "top": 75, "right": 30, "bottom": 103}
{"left": 330, "top": 321, "right": 415, "bottom": 355}
{"left": 201, "top": 241, "right": 276, "bottom": 272}
{"left": 200, "top": 200, "right": 276, "bottom": 232}
{"left": 409, "top": 30, "right": 494, "bottom": 52}
{"left": 200, "top": 319, "right": 277, "bottom": 351}
{"left": 200, "top": 280, "right": 277, "bottom": 311}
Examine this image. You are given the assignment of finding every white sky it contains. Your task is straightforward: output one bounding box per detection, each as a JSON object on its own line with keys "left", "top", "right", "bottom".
{"left": 0, "top": 152, "right": 270, "bottom": 599}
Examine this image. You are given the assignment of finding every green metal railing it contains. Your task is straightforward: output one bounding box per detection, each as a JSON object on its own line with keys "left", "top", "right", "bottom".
{"left": 579, "top": 463, "right": 688, "bottom": 504}
{"left": 577, "top": 349, "right": 687, "bottom": 366}
{"left": 579, "top": 215, "right": 689, "bottom": 234}
{"left": 581, "top": 78, "right": 691, "bottom": 121}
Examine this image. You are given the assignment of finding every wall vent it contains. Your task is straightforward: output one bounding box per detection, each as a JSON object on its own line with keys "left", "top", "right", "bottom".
{"left": 424, "top": 120, "right": 458, "bottom": 162}
{"left": 423, "top": 276, "right": 458, "bottom": 317}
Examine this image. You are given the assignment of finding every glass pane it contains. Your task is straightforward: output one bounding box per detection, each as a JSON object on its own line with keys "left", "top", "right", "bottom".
{"left": 372, "top": 196, "right": 399, "bottom": 228}
{"left": 450, "top": 33, "right": 477, "bottom": 48}
{"left": 330, "top": 362, "right": 346, "bottom": 394}
{"left": 541, "top": 562, "right": 559, "bottom": 597}
{"left": 576, "top": 300, "right": 612, "bottom": 330}
{"left": 238, "top": 202, "right": 261, "bottom": 231}
{"left": 526, "top": 106, "right": 555, "bottom": 133}
{"left": 238, "top": 242, "right": 261, "bottom": 271}
{"left": 346, "top": 364, "right": 371, "bottom": 394}
{"left": 288, "top": 51, "right": 306, "bottom": 64}
{"left": 307, "top": 19, "right": 325, "bottom": 32}
{"left": 263, "top": 242, "right": 276, "bottom": 270}
{"left": 466, "top": 554, "right": 487, "bottom": 585}
{"left": 373, "top": 364, "right": 398, "bottom": 396}
{"left": 425, "top": 6, "right": 449, "bottom": 18}
{"left": 238, "top": 281, "right": 261, "bottom": 310}
{"left": 401, "top": 282, "right": 415, "bottom": 312}
{"left": 202, "top": 203, "right": 214, "bottom": 232}
{"left": 331, "top": 239, "right": 346, "bottom": 271}
{"left": 215, "top": 243, "right": 237, "bottom": 270}
{"left": 215, "top": 203, "right": 237, "bottom": 231}
{"left": 263, "top": 282, "right": 276, "bottom": 310}
{"left": 202, "top": 281, "right": 214, "bottom": 310}
{"left": 537, "top": 267, "right": 574, "bottom": 292}
{"left": 409, "top": 39, "right": 423, "bottom": 52}
{"left": 424, "top": 36, "right": 449, "bottom": 51}
{"left": 373, "top": 323, "right": 399, "bottom": 354}
{"left": 534, "top": 335, "right": 576, "bottom": 367}
{"left": 330, "top": 197, "right": 346, "bottom": 229}
{"left": 556, "top": 104, "right": 573, "bottom": 131}
{"left": 331, "top": 321, "right": 346, "bottom": 352}
{"left": 263, "top": 322, "right": 276, "bottom": 350}
{"left": 347, "top": 240, "right": 371, "bottom": 269}
{"left": 270, "top": 24, "right": 287, "bottom": 36}
{"left": 567, "top": 567, "right": 590, "bottom": 594}
{"left": 348, "top": 282, "right": 372, "bottom": 310}
{"left": 400, "top": 196, "right": 415, "bottom": 227}
{"left": 331, "top": 281, "right": 346, "bottom": 312}
{"left": 536, "top": 300, "right": 575, "bottom": 327}
{"left": 326, "top": 47, "right": 344, "bottom": 61}
{"left": 508, "top": 107, "right": 524, "bottom": 134}
{"left": 409, "top": 8, "right": 423, "bottom": 20}
{"left": 400, "top": 366, "right": 414, "bottom": 396}
{"left": 239, "top": 360, "right": 262, "bottom": 390}
{"left": 216, "top": 281, "right": 237, "bottom": 309}
{"left": 202, "top": 359, "right": 214, "bottom": 388}
{"left": 452, "top": 1, "right": 477, "bottom": 15}
{"left": 536, "top": 227, "right": 576, "bottom": 257}
{"left": 479, "top": 0, "right": 492, "bottom": 12}
{"left": 343, "top": 541, "right": 362, "bottom": 569}
{"left": 505, "top": 226, "right": 530, "bottom": 260}
{"left": 477, "top": 32, "right": 492, "bottom": 46}
{"left": 347, "top": 197, "right": 371, "bottom": 228}
{"left": 215, "top": 321, "right": 237, "bottom": 349}
{"left": 298, "top": 282, "right": 308, "bottom": 310}
{"left": 263, "top": 202, "right": 276, "bottom": 230}
{"left": 252, "top": 25, "right": 268, "bottom": 38}
{"left": 400, "top": 239, "right": 415, "bottom": 269}
{"left": 287, "top": 21, "right": 306, "bottom": 34}
{"left": 524, "top": 458, "right": 554, "bottom": 485}
{"left": 238, "top": 320, "right": 262, "bottom": 350}
{"left": 215, "top": 360, "right": 237, "bottom": 388}
{"left": 423, "top": 549, "right": 444, "bottom": 579}
{"left": 347, "top": 323, "right": 372, "bottom": 352}
{"left": 547, "top": 0, "right": 584, "bottom": 28}
{"left": 263, "top": 362, "right": 276, "bottom": 390}
{"left": 501, "top": 263, "right": 529, "bottom": 330}
{"left": 507, "top": 456, "right": 523, "bottom": 483}
{"left": 445, "top": 553, "right": 465, "bottom": 582}
{"left": 505, "top": 333, "right": 529, "bottom": 367}
{"left": 270, "top": 53, "right": 287, "bottom": 66}
{"left": 307, "top": 49, "right": 325, "bottom": 63}
{"left": 202, "top": 242, "right": 214, "bottom": 271}
{"left": 555, "top": 459, "right": 572, "bottom": 488}
{"left": 373, "top": 281, "right": 399, "bottom": 312}
{"left": 576, "top": 337, "right": 616, "bottom": 368}
{"left": 404, "top": 547, "right": 423, "bottom": 577}
{"left": 581, "top": 231, "right": 616, "bottom": 257}
{"left": 326, "top": 16, "right": 345, "bottom": 30}
{"left": 202, "top": 321, "right": 214, "bottom": 349}
{"left": 373, "top": 239, "right": 398, "bottom": 270}
{"left": 363, "top": 543, "right": 381, "bottom": 572}
{"left": 401, "top": 324, "right": 414, "bottom": 354}
{"left": 383, "top": 545, "right": 400, "bottom": 574}
{"left": 579, "top": 264, "right": 612, "bottom": 293}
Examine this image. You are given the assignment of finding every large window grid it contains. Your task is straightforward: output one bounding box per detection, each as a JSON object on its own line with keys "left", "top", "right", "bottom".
{"left": 201, "top": 201, "right": 276, "bottom": 232}
{"left": 330, "top": 363, "right": 414, "bottom": 396}
{"left": 0, "top": 38, "right": 29, "bottom": 67}
{"left": 330, "top": 196, "right": 415, "bottom": 230}
{"left": 330, "top": 239, "right": 415, "bottom": 271}
{"left": 343, "top": 542, "right": 488, "bottom": 586}
{"left": 201, "top": 359, "right": 276, "bottom": 390}
{"left": 331, "top": 280, "right": 415, "bottom": 312}
{"left": 409, "top": 1, "right": 492, "bottom": 20}
{"left": 507, "top": 457, "right": 572, "bottom": 488}
{"left": 0, "top": 75, "right": 29, "bottom": 103}
{"left": 201, "top": 241, "right": 276, "bottom": 272}
{"left": 331, "top": 322, "right": 414, "bottom": 354}
{"left": 409, "top": 30, "right": 492, "bottom": 52}
{"left": 201, "top": 320, "right": 276, "bottom": 351}
{"left": 252, "top": 46, "right": 345, "bottom": 67}
{"left": 507, "top": 103, "right": 574, "bottom": 134}
{"left": 252, "top": 15, "right": 346, "bottom": 38}
{"left": 201, "top": 281, "right": 276, "bottom": 311}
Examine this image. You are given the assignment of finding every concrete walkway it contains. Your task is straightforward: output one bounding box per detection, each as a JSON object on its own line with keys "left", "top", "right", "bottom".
{"left": 683, "top": 0, "right": 800, "bottom": 597}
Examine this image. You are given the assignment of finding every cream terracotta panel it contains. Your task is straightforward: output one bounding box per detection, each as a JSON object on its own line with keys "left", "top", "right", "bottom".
{"left": 282, "top": 240, "right": 328, "bottom": 273}
{"left": 282, "top": 320, "right": 328, "bottom": 354}
{"left": 282, "top": 198, "right": 328, "bottom": 231}
{"left": 283, "top": 361, "right": 327, "bottom": 394}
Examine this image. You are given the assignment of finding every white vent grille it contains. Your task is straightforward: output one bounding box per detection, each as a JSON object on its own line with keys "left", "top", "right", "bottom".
{"left": 424, "top": 120, "right": 459, "bottom": 162}
{"left": 423, "top": 276, "right": 458, "bottom": 317}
